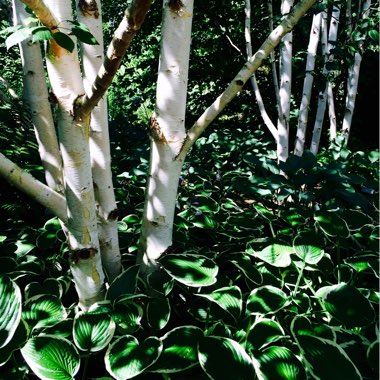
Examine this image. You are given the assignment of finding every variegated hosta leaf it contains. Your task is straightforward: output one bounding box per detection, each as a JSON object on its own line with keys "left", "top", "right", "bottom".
{"left": 0, "top": 275, "right": 22, "bottom": 349}
{"left": 21, "top": 335, "right": 80, "bottom": 380}
{"left": 73, "top": 310, "right": 115, "bottom": 352}
{"left": 149, "top": 326, "right": 203, "bottom": 373}
{"left": 105, "top": 335, "right": 162, "bottom": 380}
{"left": 198, "top": 336, "right": 255, "bottom": 380}
{"left": 159, "top": 254, "right": 218, "bottom": 287}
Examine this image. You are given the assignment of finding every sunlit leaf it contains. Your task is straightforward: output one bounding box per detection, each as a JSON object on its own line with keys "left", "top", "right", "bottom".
{"left": 314, "top": 211, "right": 349, "bottom": 238}
{"left": 105, "top": 335, "right": 162, "bottom": 380}
{"left": 21, "top": 335, "right": 80, "bottom": 380}
{"left": 73, "top": 310, "right": 115, "bottom": 352}
{"left": 197, "top": 286, "right": 242, "bottom": 321}
{"left": 0, "top": 275, "right": 22, "bottom": 349}
{"left": 231, "top": 254, "right": 262, "bottom": 285}
{"left": 22, "top": 294, "right": 67, "bottom": 330}
{"left": 160, "top": 254, "right": 218, "bottom": 287}
{"left": 293, "top": 237, "right": 324, "bottom": 265}
{"left": 254, "top": 346, "right": 306, "bottom": 380}
{"left": 254, "top": 244, "right": 293, "bottom": 267}
{"left": 246, "top": 319, "right": 285, "bottom": 352}
{"left": 247, "top": 286, "right": 288, "bottom": 315}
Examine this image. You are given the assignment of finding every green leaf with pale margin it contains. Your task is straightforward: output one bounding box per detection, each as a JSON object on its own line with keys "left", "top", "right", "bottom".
{"left": 293, "top": 237, "right": 324, "bottom": 265}
{"left": 0, "top": 275, "right": 22, "bottom": 349}
{"left": 246, "top": 319, "right": 285, "bottom": 352}
{"left": 5, "top": 27, "right": 31, "bottom": 49}
{"left": 52, "top": 32, "right": 75, "bottom": 53}
{"left": 198, "top": 336, "right": 255, "bottom": 380}
{"left": 22, "top": 294, "right": 67, "bottom": 330}
{"left": 295, "top": 335, "right": 362, "bottom": 380}
{"left": 367, "top": 340, "right": 379, "bottom": 373}
{"left": 105, "top": 335, "right": 162, "bottom": 380}
{"left": 147, "top": 270, "right": 174, "bottom": 296}
{"left": 106, "top": 265, "right": 139, "bottom": 301}
{"left": 197, "top": 286, "right": 242, "bottom": 321}
{"left": 247, "top": 286, "right": 288, "bottom": 315}
{"left": 147, "top": 297, "right": 171, "bottom": 330}
{"left": 319, "top": 283, "right": 375, "bottom": 328}
{"left": 314, "top": 211, "right": 349, "bottom": 238}
{"left": 149, "top": 326, "right": 203, "bottom": 373}
{"left": 0, "top": 318, "right": 28, "bottom": 366}
{"left": 254, "top": 346, "right": 306, "bottom": 380}
{"left": 160, "top": 254, "right": 218, "bottom": 287}
{"left": 25, "top": 278, "right": 62, "bottom": 299}
{"left": 111, "top": 298, "right": 143, "bottom": 334}
{"left": 21, "top": 335, "right": 80, "bottom": 380}
{"left": 254, "top": 244, "right": 293, "bottom": 267}
{"left": 73, "top": 310, "right": 115, "bottom": 352}
{"left": 231, "top": 254, "right": 262, "bottom": 285}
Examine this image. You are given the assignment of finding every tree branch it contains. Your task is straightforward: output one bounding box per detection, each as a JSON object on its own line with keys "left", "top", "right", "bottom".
{"left": 20, "top": 0, "right": 58, "bottom": 28}
{"left": 0, "top": 153, "right": 67, "bottom": 223}
{"left": 78, "top": 0, "right": 152, "bottom": 118}
{"left": 176, "top": 0, "right": 317, "bottom": 161}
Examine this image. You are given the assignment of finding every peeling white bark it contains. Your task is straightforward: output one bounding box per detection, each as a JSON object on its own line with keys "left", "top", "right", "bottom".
{"left": 77, "top": 0, "right": 121, "bottom": 282}
{"left": 138, "top": 0, "right": 194, "bottom": 273}
{"left": 13, "top": 0, "right": 63, "bottom": 193}
{"left": 294, "top": 12, "right": 321, "bottom": 156}
{"left": 44, "top": 0, "right": 105, "bottom": 309}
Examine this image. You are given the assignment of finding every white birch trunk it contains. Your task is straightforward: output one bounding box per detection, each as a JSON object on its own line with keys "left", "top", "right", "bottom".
{"left": 13, "top": 0, "right": 63, "bottom": 193}
{"left": 77, "top": 0, "right": 121, "bottom": 282}
{"left": 267, "top": 0, "right": 283, "bottom": 131}
{"left": 277, "top": 0, "right": 293, "bottom": 163}
{"left": 44, "top": 0, "right": 105, "bottom": 309}
{"left": 310, "top": 3, "right": 340, "bottom": 154}
{"left": 341, "top": 0, "right": 371, "bottom": 142}
{"left": 138, "top": 0, "right": 194, "bottom": 273}
{"left": 245, "top": 0, "right": 278, "bottom": 141}
{"left": 294, "top": 12, "right": 321, "bottom": 156}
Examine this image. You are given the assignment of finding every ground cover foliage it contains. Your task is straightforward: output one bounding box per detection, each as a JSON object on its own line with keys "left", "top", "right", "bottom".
{"left": 0, "top": 0, "right": 379, "bottom": 379}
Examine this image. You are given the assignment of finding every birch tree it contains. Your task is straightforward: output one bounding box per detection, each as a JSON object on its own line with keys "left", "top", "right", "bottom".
{"left": 0, "top": 0, "right": 317, "bottom": 308}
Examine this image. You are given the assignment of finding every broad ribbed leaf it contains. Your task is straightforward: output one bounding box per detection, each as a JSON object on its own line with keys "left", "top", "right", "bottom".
{"left": 254, "top": 245, "right": 293, "bottom": 267}
{"left": 246, "top": 319, "right": 285, "bottom": 352}
{"left": 320, "top": 283, "right": 375, "bottom": 328}
{"left": 231, "top": 255, "right": 262, "bottom": 285}
{"left": 25, "top": 278, "right": 62, "bottom": 299}
{"left": 21, "top": 335, "right": 80, "bottom": 380}
{"left": 31, "top": 26, "right": 53, "bottom": 43}
{"left": 198, "top": 336, "right": 255, "bottom": 380}
{"left": 22, "top": 294, "right": 67, "bottom": 330}
{"left": 73, "top": 311, "right": 115, "bottom": 352}
{"left": 111, "top": 299, "right": 143, "bottom": 334}
{"left": 147, "top": 298, "right": 170, "bottom": 330}
{"left": 293, "top": 237, "right": 324, "bottom": 265}
{"left": 255, "top": 346, "right": 306, "bottom": 380}
{"left": 106, "top": 265, "right": 139, "bottom": 301}
{"left": 149, "top": 326, "right": 203, "bottom": 373}
{"left": 247, "top": 286, "right": 288, "bottom": 315}
{"left": 160, "top": 254, "right": 218, "bottom": 287}
{"left": 314, "top": 211, "right": 349, "bottom": 238}
{"left": 295, "top": 335, "right": 362, "bottom": 380}
{"left": 197, "top": 286, "right": 242, "bottom": 321}
{"left": 0, "top": 318, "right": 28, "bottom": 366}
{"left": 105, "top": 335, "right": 162, "bottom": 380}
{"left": 0, "top": 275, "right": 22, "bottom": 349}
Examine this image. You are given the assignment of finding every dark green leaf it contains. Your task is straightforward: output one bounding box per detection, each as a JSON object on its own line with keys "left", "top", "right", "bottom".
{"left": 198, "top": 336, "right": 255, "bottom": 380}
{"left": 52, "top": 32, "right": 75, "bottom": 53}
{"left": 247, "top": 286, "right": 288, "bottom": 315}
{"left": 149, "top": 326, "right": 203, "bottom": 373}
{"left": 71, "top": 25, "right": 99, "bottom": 45}
{"left": 106, "top": 265, "right": 139, "bottom": 301}
{"left": 147, "top": 297, "right": 170, "bottom": 330}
